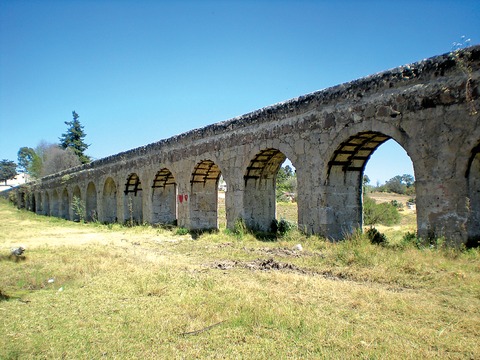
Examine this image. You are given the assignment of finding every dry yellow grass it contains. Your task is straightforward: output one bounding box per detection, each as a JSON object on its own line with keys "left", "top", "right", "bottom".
{"left": 1, "top": 199, "right": 479, "bottom": 359}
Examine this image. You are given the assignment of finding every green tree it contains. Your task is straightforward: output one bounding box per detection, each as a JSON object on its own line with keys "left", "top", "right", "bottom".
{"left": 363, "top": 196, "right": 400, "bottom": 226}
{"left": 0, "top": 159, "right": 17, "bottom": 185}
{"left": 17, "top": 147, "right": 36, "bottom": 173}
{"left": 42, "top": 146, "right": 82, "bottom": 176}
{"left": 276, "top": 164, "right": 297, "bottom": 202}
{"left": 59, "top": 111, "right": 90, "bottom": 164}
{"left": 384, "top": 174, "right": 415, "bottom": 194}
{"left": 401, "top": 174, "right": 415, "bottom": 188}
{"left": 363, "top": 174, "right": 372, "bottom": 194}
{"left": 385, "top": 175, "right": 406, "bottom": 194}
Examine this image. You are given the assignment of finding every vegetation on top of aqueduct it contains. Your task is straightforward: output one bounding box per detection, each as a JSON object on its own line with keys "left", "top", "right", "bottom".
{"left": 1, "top": 198, "right": 479, "bottom": 359}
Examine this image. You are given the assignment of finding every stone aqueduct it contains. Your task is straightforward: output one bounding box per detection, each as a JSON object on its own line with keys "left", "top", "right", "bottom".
{"left": 10, "top": 47, "right": 480, "bottom": 246}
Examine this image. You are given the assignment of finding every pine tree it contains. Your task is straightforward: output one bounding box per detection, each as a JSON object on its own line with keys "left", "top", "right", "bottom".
{"left": 59, "top": 111, "right": 90, "bottom": 164}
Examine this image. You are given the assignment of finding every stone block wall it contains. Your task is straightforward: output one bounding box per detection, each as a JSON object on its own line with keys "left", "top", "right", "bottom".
{"left": 5, "top": 46, "right": 479, "bottom": 246}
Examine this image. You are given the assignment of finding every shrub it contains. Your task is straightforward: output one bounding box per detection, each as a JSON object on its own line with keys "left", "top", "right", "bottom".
{"left": 8, "top": 191, "right": 17, "bottom": 204}
{"left": 231, "top": 218, "right": 248, "bottom": 238}
{"left": 400, "top": 231, "right": 419, "bottom": 248}
{"left": 71, "top": 196, "right": 85, "bottom": 222}
{"left": 390, "top": 200, "right": 404, "bottom": 210}
{"left": 363, "top": 196, "right": 401, "bottom": 226}
{"left": 366, "top": 227, "right": 388, "bottom": 246}
{"left": 271, "top": 218, "right": 295, "bottom": 237}
{"left": 175, "top": 227, "right": 189, "bottom": 236}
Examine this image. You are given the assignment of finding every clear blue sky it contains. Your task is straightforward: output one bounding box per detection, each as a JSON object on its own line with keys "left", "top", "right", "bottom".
{"left": 1, "top": 0, "right": 479, "bottom": 184}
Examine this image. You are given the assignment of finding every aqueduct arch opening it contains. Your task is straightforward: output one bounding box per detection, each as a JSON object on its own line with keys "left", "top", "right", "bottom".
{"left": 467, "top": 143, "right": 480, "bottom": 247}
{"left": 326, "top": 131, "right": 415, "bottom": 237}
{"left": 190, "top": 160, "right": 221, "bottom": 230}
{"left": 51, "top": 190, "right": 59, "bottom": 217}
{"left": 244, "top": 148, "right": 288, "bottom": 231}
{"left": 124, "top": 173, "right": 143, "bottom": 224}
{"left": 72, "top": 186, "right": 81, "bottom": 221}
{"left": 36, "top": 193, "right": 43, "bottom": 214}
{"left": 86, "top": 182, "right": 97, "bottom": 222}
{"left": 60, "top": 188, "right": 70, "bottom": 220}
{"left": 152, "top": 168, "right": 177, "bottom": 225}
{"left": 102, "top": 177, "right": 117, "bottom": 223}
{"left": 44, "top": 191, "right": 50, "bottom": 216}
{"left": 30, "top": 193, "right": 36, "bottom": 213}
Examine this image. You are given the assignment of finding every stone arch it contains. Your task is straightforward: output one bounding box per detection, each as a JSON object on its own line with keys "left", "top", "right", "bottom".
{"left": 326, "top": 130, "right": 414, "bottom": 238}
{"left": 152, "top": 168, "right": 177, "bottom": 225}
{"left": 124, "top": 173, "right": 143, "bottom": 224}
{"left": 30, "top": 192, "right": 36, "bottom": 213}
{"left": 244, "top": 148, "right": 287, "bottom": 231}
{"left": 72, "top": 186, "right": 81, "bottom": 221}
{"left": 44, "top": 191, "right": 50, "bottom": 216}
{"left": 190, "top": 160, "right": 222, "bottom": 230}
{"left": 102, "top": 177, "right": 117, "bottom": 223}
{"left": 466, "top": 143, "right": 480, "bottom": 247}
{"left": 51, "top": 190, "right": 59, "bottom": 217}
{"left": 60, "top": 188, "right": 70, "bottom": 220}
{"left": 17, "top": 190, "right": 25, "bottom": 209}
{"left": 86, "top": 182, "right": 97, "bottom": 222}
{"left": 35, "top": 192, "right": 42, "bottom": 214}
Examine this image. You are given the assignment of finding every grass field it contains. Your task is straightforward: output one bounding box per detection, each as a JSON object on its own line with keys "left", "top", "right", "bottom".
{"left": 1, "top": 198, "right": 479, "bottom": 359}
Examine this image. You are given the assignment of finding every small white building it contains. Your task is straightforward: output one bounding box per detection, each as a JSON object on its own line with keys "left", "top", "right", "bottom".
{"left": 0, "top": 173, "right": 29, "bottom": 192}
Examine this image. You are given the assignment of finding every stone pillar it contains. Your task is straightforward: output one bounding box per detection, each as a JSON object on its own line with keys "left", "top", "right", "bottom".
{"left": 416, "top": 178, "right": 469, "bottom": 246}
{"left": 175, "top": 171, "right": 191, "bottom": 229}
{"left": 224, "top": 174, "right": 244, "bottom": 230}
{"left": 467, "top": 151, "right": 480, "bottom": 246}
{"left": 141, "top": 172, "right": 154, "bottom": 224}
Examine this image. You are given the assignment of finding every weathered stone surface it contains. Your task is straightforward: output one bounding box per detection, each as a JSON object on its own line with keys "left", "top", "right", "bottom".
{"left": 7, "top": 46, "right": 480, "bottom": 246}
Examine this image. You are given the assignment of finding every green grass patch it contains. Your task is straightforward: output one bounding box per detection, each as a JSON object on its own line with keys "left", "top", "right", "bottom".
{"left": 0, "top": 199, "right": 479, "bottom": 359}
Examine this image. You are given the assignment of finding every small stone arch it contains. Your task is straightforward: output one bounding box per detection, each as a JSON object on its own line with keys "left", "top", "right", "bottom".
{"left": 86, "top": 182, "right": 97, "bottom": 222}
{"left": 60, "top": 188, "right": 70, "bottom": 220}
{"left": 44, "top": 191, "right": 50, "bottom": 216}
{"left": 190, "top": 160, "right": 222, "bottom": 230}
{"left": 244, "top": 148, "right": 287, "bottom": 231}
{"left": 102, "top": 177, "right": 117, "bottom": 223}
{"left": 51, "top": 190, "right": 59, "bottom": 217}
{"left": 152, "top": 168, "right": 177, "bottom": 225}
{"left": 124, "top": 173, "right": 143, "bottom": 224}
{"left": 35, "top": 192, "right": 42, "bottom": 214}
{"left": 466, "top": 143, "right": 480, "bottom": 247}
{"left": 29, "top": 192, "right": 36, "bottom": 213}
{"left": 72, "top": 185, "right": 82, "bottom": 221}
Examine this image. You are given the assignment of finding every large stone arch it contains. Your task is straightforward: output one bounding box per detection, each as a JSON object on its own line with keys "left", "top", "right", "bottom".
{"left": 152, "top": 168, "right": 177, "bottom": 225}
{"left": 190, "top": 160, "right": 222, "bottom": 230}
{"left": 102, "top": 177, "right": 117, "bottom": 223}
{"left": 60, "top": 188, "right": 70, "bottom": 220}
{"left": 466, "top": 143, "right": 480, "bottom": 247}
{"left": 124, "top": 173, "right": 143, "bottom": 224}
{"left": 243, "top": 148, "right": 289, "bottom": 231}
{"left": 86, "top": 182, "right": 97, "bottom": 222}
{"left": 324, "top": 129, "right": 415, "bottom": 239}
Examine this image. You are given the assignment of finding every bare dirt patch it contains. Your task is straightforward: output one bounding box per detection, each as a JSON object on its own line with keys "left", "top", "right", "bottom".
{"left": 211, "top": 258, "right": 306, "bottom": 273}
{"left": 242, "top": 246, "right": 324, "bottom": 258}
{"left": 210, "top": 258, "right": 416, "bottom": 293}
{"left": 369, "top": 191, "right": 413, "bottom": 205}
